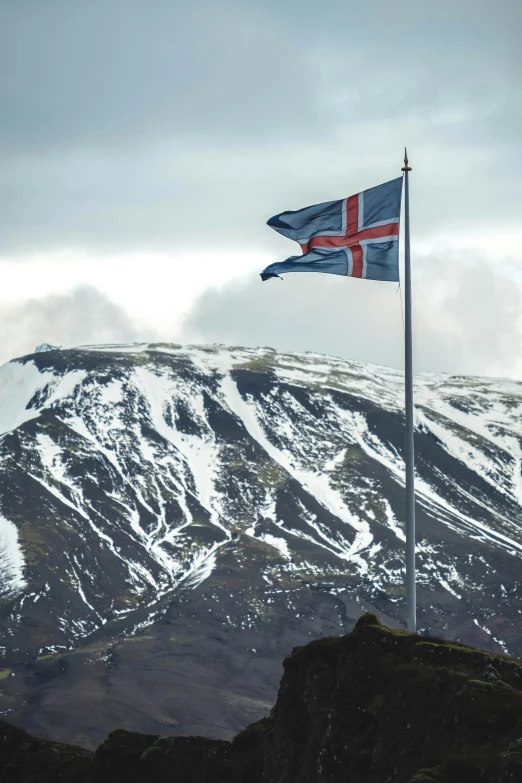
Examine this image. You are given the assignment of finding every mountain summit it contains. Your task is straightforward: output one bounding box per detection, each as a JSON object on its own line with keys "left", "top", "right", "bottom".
{"left": 0, "top": 343, "right": 521, "bottom": 745}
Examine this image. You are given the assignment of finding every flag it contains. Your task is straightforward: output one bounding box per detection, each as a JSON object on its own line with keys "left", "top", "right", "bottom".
{"left": 260, "top": 176, "right": 402, "bottom": 283}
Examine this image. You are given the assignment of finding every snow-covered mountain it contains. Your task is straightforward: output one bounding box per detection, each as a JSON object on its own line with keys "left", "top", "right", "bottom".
{"left": 0, "top": 343, "right": 521, "bottom": 745}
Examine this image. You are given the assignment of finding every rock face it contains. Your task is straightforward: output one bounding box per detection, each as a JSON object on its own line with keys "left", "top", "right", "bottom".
{"left": 1, "top": 344, "right": 522, "bottom": 744}
{"left": 2, "top": 616, "right": 522, "bottom": 783}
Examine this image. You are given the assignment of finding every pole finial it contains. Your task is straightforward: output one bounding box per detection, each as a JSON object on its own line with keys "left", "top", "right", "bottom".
{"left": 402, "top": 147, "right": 412, "bottom": 172}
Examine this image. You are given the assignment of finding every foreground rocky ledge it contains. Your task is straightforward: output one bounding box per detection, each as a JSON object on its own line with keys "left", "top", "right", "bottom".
{"left": 2, "top": 614, "right": 522, "bottom": 782}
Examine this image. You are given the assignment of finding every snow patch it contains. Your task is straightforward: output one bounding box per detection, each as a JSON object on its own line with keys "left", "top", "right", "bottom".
{"left": 0, "top": 514, "right": 26, "bottom": 596}
{"left": 0, "top": 361, "right": 53, "bottom": 435}
{"left": 257, "top": 533, "right": 291, "bottom": 559}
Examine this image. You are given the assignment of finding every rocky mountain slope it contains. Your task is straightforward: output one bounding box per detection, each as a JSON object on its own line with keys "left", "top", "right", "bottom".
{"left": 0, "top": 343, "right": 521, "bottom": 746}
{"left": 3, "top": 615, "right": 522, "bottom": 783}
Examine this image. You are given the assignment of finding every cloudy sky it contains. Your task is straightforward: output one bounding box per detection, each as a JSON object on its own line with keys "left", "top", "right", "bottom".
{"left": 1, "top": 0, "right": 521, "bottom": 377}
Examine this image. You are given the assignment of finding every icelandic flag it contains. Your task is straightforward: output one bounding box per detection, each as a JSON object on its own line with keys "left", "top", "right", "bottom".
{"left": 261, "top": 177, "right": 403, "bottom": 283}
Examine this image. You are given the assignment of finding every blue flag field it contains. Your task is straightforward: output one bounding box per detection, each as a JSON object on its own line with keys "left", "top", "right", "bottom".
{"left": 261, "top": 176, "right": 403, "bottom": 283}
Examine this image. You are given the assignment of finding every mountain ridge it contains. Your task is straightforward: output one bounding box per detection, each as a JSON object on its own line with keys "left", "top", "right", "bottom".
{"left": 0, "top": 342, "right": 521, "bottom": 744}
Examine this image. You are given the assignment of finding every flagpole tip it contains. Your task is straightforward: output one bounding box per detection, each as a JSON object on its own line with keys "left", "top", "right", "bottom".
{"left": 402, "top": 147, "right": 412, "bottom": 172}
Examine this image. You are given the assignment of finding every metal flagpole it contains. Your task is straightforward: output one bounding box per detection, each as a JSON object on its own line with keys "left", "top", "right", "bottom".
{"left": 402, "top": 148, "right": 416, "bottom": 633}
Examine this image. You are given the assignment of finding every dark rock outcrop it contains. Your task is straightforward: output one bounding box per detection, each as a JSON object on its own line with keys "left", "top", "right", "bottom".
{"left": 3, "top": 614, "right": 522, "bottom": 782}
{"left": 0, "top": 719, "right": 91, "bottom": 782}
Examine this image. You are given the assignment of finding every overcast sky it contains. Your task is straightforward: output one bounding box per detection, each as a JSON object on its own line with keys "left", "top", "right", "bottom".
{"left": 1, "top": 0, "right": 521, "bottom": 377}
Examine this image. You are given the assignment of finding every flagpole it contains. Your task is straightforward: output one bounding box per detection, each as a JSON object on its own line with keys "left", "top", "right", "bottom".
{"left": 402, "top": 148, "right": 416, "bottom": 633}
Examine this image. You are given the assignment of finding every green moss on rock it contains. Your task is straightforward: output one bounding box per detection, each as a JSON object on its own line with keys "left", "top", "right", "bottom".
{"left": 258, "top": 462, "right": 287, "bottom": 488}
{"left": 409, "top": 768, "right": 447, "bottom": 782}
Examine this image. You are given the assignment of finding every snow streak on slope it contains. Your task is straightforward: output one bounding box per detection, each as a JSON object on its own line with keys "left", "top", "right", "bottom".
{"left": 134, "top": 366, "right": 228, "bottom": 537}
{"left": 1, "top": 353, "right": 234, "bottom": 641}
{"left": 342, "top": 408, "right": 522, "bottom": 556}
{"left": 220, "top": 373, "right": 372, "bottom": 573}
{"left": 416, "top": 377, "right": 522, "bottom": 505}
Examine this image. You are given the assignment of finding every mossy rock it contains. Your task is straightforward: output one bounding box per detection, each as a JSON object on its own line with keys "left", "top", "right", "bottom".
{"left": 230, "top": 717, "right": 269, "bottom": 753}
{"left": 442, "top": 747, "right": 504, "bottom": 782}
{"left": 235, "top": 356, "right": 275, "bottom": 372}
{"left": 365, "top": 693, "right": 384, "bottom": 718}
{"left": 409, "top": 768, "right": 447, "bottom": 782}
{"left": 342, "top": 443, "right": 372, "bottom": 466}
{"left": 258, "top": 462, "right": 287, "bottom": 488}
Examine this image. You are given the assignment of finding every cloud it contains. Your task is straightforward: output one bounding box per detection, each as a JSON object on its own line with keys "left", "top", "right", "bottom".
{"left": 0, "top": 285, "right": 155, "bottom": 365}
{"left": 180, "top": 252, "right": 522, "bottom": 380}
{"left": 0, "top": 0, "right": 521, "bottom": 257}
{"left": 0, "top": 0, "right": 316, "bottom": 150}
